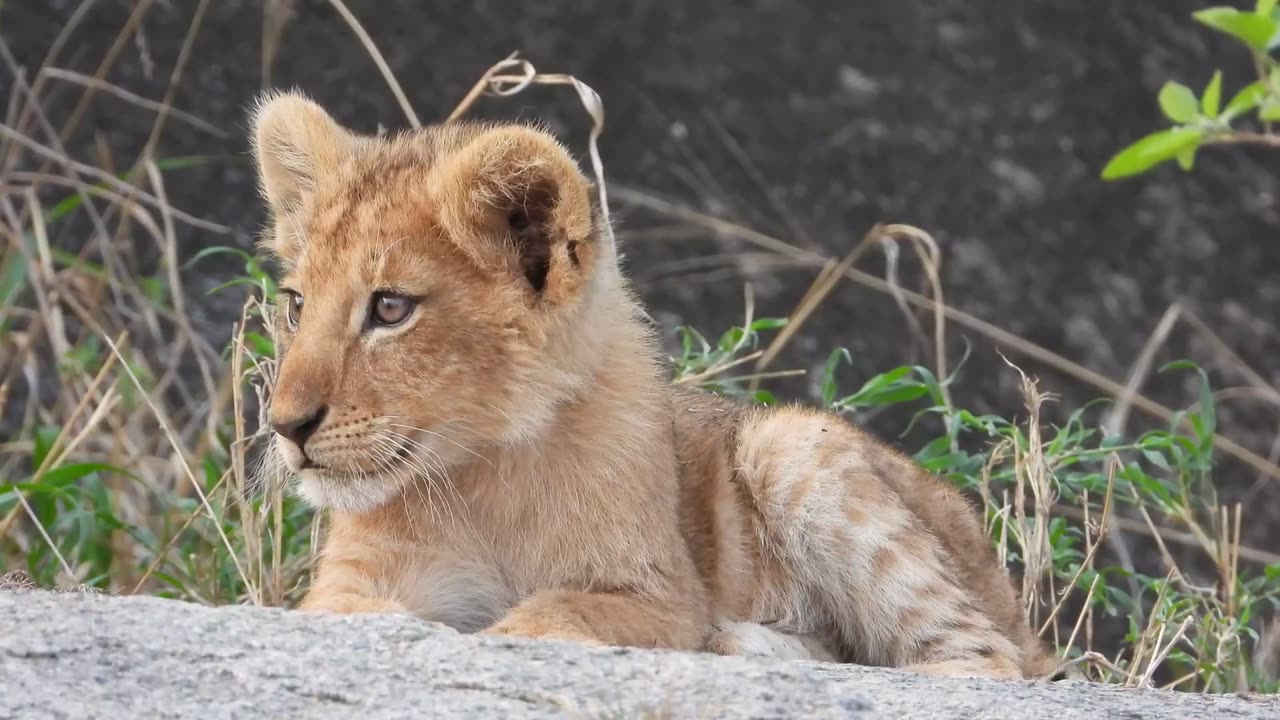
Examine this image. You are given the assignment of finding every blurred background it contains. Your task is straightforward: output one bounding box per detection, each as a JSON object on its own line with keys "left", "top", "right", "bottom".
{"left": 2, "top": 0, "right": 1279, "bottom": 692}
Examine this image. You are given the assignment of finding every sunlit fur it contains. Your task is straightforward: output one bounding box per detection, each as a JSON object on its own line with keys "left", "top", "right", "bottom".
{"left": 249, "top": 90, "right": 1056, "bottom": 680}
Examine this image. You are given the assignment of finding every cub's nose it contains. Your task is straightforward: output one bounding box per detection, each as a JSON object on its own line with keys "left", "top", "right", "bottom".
{"left": 271, "top": 405, "right": 328, "bottom": 450}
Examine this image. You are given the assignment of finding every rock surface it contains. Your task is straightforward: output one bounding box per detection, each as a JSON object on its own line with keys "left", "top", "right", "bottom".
{"left": 2, "top": 590, "right": 1275, "bottom": 719}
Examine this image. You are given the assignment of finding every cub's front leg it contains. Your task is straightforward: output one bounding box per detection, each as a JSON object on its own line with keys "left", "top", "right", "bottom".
{"left": 484, "top": 590, "right": 704, "bottom": 651}
{"left": 298, "top": 542, "right": 408, "bottom": 616}
{"left": 300, "top": 587, "right": 407, "bottom": 615}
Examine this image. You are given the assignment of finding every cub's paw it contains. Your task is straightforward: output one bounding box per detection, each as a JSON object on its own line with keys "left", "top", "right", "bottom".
{"left": 706, "top": 621, "right": 838, "bottom": 662}
{"left": 298, "top": 594, "right": 408, "bottom": 616}
{"left": 482, "top": 615, "right": 604, "bottom": 647}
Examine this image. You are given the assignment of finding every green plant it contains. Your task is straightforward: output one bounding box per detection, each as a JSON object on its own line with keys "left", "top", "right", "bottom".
{"left": 1102, "top": 1, "right": 1280, "bottom": 179}
{"left": 0, "top": 229, "right": 312, "bottom": 604}
{"left": 671, "top": 316, "right": 788, "bottom": 403}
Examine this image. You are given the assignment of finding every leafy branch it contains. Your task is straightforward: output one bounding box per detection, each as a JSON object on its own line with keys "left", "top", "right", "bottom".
{"left": 1103, "top": 1, "right": 1280, "bottom": 180}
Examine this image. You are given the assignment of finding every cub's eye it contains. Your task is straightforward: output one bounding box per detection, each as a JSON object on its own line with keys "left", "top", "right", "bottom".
{"left": 284, "top": 291, "right": 304, "bottom": 330}
{"left": 371, "top": 293, "right": 415, "bottom": 327}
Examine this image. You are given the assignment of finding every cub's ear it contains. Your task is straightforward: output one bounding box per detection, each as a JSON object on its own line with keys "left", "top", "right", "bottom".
{"left": 250, "top": 90, "right": 356, "bottom": 218}
{"left": 432, "top": 125, "right": 594, "bottom": 303}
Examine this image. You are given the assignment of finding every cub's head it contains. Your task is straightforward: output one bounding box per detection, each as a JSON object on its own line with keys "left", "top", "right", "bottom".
{"left": 249, "top": 91, "right": 613, "bottom": 513}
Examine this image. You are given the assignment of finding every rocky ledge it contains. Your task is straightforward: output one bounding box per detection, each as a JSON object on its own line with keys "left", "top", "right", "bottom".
{"left": 1, "top": 590, "right": 1275, "bottom": 719}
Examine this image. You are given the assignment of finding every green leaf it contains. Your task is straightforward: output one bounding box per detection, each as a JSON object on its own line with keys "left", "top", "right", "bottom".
{"left": 1125, "top": 464, "right": 1176, "bottom": 508}
{"left": 0, "top": 247, "right": 27, "bottom": 317}
{"left": 1177, "top": 146, "right": 1196, "bottom": 171}
{"left": 1159, "top": 359, "right": 1199, "bottom": 374}
{"left": 836, "top": 367, "right": 929, "bottom": 409}
{"left": 748, "top": 318, "right": 787, "bottom": 331}
{"left": 1101, "top": 128, "right": 1204, "bottom": 180}
{"left": 51, "top": 249, "right": 105, "bottom": 280}
{"left": 34, "top": 462, "right": 131, "bottom": 488}
{"left": 1142, "top": 449, "right": 1172, "bottom": 471}
{"left": 914, "top": 435, "right": 954, "bottom": 462}
{"left": 1223, "top": 80, "right": 1268, "bottom": 118}
{"left": 821, "top": 348, "right": 852, "bottom": 407}
{"left": 243, "top": 331, "right": 276, "bottom": 358}
{"left": 912, "top": 365, "right": 948, "bottom": 408}
{"left": 861, "top": 384, "right": 930, "bottom": 405}
{"left": 716, "top": 326, "right": 746, "bottom": 354}
{"left": 1260, "top": 101, "right": 1280, "bottom": 121}
{"left": 1258, "top": 0, "right": 1278, "bottom": 17}
{"left": 31, "top": 426, "right": 61, "bottom": 469}
{"left": 844, "top": 366, "right": 912, "bottom": 398}
{"left": 153, "top": 155, "right": 226, "bottom": 172}
{"left": 138, "top": 276, "right": 169, "bottom": 308}
{"left": 1193, "top": 370, "right": 1217, "bottom": 451}
{"left": 1158, "top": 82, "right": 1200, "bottom": 123}
{"left": 1201, "top": 71, "right": 1223, "bottom": 117}
{"left": 917, "top": 452, "right": 971, "bottom": 473}
{"left": 206, "top": 277, "right": 263, "bottom": 295}
{"left": 1193, "top": 7, "right": 1279, "bottom": 51}
{"left": 753, "top": 390, "right": 776, "bottom": 405}
{"left": 46, "top": 192, "right": 86, "bottom": 223}
{"left": 183, "top": 245, "right": 253, "bottom": 270}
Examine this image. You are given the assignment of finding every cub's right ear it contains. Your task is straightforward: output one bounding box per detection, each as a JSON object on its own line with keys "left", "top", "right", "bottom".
{"left": 250, "top": 90, "right": 356, "bottom": 217}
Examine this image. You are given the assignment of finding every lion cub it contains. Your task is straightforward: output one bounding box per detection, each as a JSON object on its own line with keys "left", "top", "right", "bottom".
{"left": 249, "top": 90, "right": 1053, "bottom": 679}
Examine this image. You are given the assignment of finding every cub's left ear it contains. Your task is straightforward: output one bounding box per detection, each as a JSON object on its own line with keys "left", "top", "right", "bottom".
{"left": 432, "top": 125, "right": 594, "bottom": 303}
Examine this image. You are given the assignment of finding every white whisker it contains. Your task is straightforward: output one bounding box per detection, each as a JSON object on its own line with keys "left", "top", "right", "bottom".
{"left": 382, "top": 419, "right": 509, "bottom": 491}
{"left": 367, "top": 432, "right": 438, "bottom": 525}
{"left": 386, "top": 420, "right": 492, "bottom": 467}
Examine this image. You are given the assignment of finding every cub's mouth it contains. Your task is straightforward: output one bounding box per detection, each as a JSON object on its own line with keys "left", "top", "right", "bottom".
{"left": 276, "top": 428, "right": 415, "bottom": 477}
{"left": 274, "top": 421, "right": 471, "bottom": 513}
{"left": 291, "top": 440, "right": 415, "bottom": 514}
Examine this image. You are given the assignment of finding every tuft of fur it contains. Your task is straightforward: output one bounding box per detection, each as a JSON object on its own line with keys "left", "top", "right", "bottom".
{"left": 247, "top": 90, "right": 1053, "bottom": 679}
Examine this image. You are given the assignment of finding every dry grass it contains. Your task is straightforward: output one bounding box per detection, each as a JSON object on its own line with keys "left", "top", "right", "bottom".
{"left": 1, "top": 0, "right": 1278, "bottom": 694}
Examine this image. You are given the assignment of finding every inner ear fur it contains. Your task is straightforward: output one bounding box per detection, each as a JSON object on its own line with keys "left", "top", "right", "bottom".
{"left": 250, "top": 91, "right": 357, "bottom": 258}
{"left": 433, "top": 125, "right": 594, "bottom": 300}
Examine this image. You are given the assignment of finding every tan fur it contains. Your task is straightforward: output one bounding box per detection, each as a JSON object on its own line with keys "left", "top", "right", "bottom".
{"left": 248, "top": 91, "right": 1055, "bottom": 680}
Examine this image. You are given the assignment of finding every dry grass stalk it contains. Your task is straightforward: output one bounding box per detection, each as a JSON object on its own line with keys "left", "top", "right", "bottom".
{"left": 38, "top": 68, "right": 227, "bottom": 139}
{"left": 261, "top": 0, "right": 298, "bottom": 88}
{"left": 608, "top": 185, "right": 1280, "bottom": 485}
{"left": 748, "top": 224, "right": 881, "bottom": 392}
{"left": 1038, "top": 462, "right": 1116, "bottom": 638}
{"left": 323, "top": 0, "right": 419, "bottom": 128}
{"left": 1004, "top": 360, "right": 1058, "bottom": 627}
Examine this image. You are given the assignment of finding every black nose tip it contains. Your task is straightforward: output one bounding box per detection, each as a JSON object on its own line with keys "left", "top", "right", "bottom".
{"left": 271, "top": 405, "right": 327, "bottom": 449}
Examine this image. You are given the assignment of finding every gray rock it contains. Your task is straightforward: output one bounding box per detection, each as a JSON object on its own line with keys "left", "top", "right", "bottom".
{"left": 1, "top": 590, "right": 1275, "bottom": 719}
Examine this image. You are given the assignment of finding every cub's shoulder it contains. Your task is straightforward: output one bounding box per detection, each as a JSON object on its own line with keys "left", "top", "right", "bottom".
{"left": 668, "top": 383, "right": 750, "bottom": 437}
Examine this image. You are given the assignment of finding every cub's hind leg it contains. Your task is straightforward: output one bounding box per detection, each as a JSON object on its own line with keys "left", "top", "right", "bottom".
{"left": 733, "top": 407, "right": 1033, "bottom": 679}
{"left": 705, "top": 621, "right": 839, "bottom": 662}
{"left": 905, "top": 658, "right": 1022, "bottom": 679}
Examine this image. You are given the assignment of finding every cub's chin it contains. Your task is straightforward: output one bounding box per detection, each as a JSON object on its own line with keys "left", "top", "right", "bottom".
{"left": 295, "top": 468, "right": 402, "bottom": 514}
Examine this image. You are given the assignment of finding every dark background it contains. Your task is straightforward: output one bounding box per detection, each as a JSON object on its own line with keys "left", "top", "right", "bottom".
{"left": 7, "top": 0, "right": 1280, "bottom": 551}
